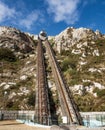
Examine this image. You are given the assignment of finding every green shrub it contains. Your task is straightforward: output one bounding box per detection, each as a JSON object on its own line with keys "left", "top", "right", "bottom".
{"left": 61, "top": 58, "right": 77, "bottom": 72}
{"left": 83, "top": 82, "right": 93, "bottom": 87}
{"left": 6, "top": 100, "right": 19, "bottom": 110}
{"left": 97, "top": 89, "right": 105, "bottom": 97}
{"left": 27, "top": 92, "right": 35, "bottom": 106}
{"left": 61, "top": 58, "right": 70, "bottom": 71}
{"left": 0, "top": 48, "right": 17, "bottom": 62}
{"left": 93, "top": 88, "right": 105, "bottom": 98}
{"left": 93, "top": 87, "right": 100, "bottom": 93}
{"left": 60, "top": 50, "right": 70, "bottom": 56}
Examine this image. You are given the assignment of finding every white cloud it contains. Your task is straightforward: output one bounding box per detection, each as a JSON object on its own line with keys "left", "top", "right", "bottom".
{"left": 0, "top": 1, "right": 43, "bottom": 30}
{"left": 20, "top": 11, "right": 41, "bottom": 29}
{"left": 46, "top": 0, "right": 81, "bottom": 24}
{"left": 0, "top": 1, "right": 16, "bottom": 22}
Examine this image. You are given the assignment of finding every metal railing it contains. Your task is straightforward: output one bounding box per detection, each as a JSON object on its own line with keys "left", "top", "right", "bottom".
{"left": 82, "top": 113, "right": 105, "bottom": 127}
{"left": 17, "top": 114, "right": 59, "bottom": 126}
{"left": 0, "top": 111, "right": 105, "bottom": 127}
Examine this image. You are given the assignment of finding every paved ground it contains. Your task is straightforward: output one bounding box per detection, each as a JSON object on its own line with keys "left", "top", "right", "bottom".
{"left": 0, "top": 120, "right": 50, "bottom": 130}
{"left": 1, "top": 120, "right": 105, "bottom": 130}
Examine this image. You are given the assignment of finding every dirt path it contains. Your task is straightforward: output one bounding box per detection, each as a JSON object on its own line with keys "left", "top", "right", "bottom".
{"left": 0, "top": 120, "right": 51, "bottom": 130}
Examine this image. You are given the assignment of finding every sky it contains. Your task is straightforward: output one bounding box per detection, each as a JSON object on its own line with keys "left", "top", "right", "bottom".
{"left": 0, "top": 0, "right": 105, "bottom": 36}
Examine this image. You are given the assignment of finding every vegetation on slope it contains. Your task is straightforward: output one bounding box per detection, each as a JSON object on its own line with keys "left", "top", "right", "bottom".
{"left": 56, "top": 38, "right": 105, "bottom": 111}
{"left": 0, "top": 45, "right": 36, "bottom": 110}
{"left": 0, "top": 48, "right": 17, "bottom": 62}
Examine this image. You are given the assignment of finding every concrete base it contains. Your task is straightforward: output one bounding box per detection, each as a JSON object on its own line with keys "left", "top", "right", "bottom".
{"left": 50, "top": 125, "right": 105, "bottom": 130}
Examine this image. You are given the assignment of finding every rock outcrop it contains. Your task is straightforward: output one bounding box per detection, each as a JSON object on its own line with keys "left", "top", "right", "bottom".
{"left": 54, "top": 27, "right": 103, "bottom": 53}
{"left": 0, "top": 26, "right": 105, "bottom": 111}
{"left": 0, "top": 26, "right": 34, "bottom": 54}
{"left": 0, "top": 26, "right": 36, "bottom": 110}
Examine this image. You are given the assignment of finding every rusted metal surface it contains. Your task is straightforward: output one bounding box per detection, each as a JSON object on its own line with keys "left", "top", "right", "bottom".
{"left": 45, "top": 40, "right": 83, "bottom": 125}
{"left": 35, "top": 39, "right": 83, "bottom": 125}
{"left": 35, "top": 39, "right": 50, "bottom": 125}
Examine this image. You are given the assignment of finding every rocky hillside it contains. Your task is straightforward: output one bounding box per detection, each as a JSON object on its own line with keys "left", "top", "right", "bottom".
{"left": 0, "top": 26, "right": 105, "bottom": 112}
{"left": 0, "top": 26, "right": 35, "bottom": 55}
{"left": 52, "top": 27, "right": 105, "bottom": 111}
{"left": 54, "top": 27, "right": 103, "bottom": 53}
{"left": 0, "top": 26, "right": 37, "bottom": 110}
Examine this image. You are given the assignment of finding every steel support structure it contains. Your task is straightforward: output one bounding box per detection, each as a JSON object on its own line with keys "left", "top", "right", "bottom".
{"left": 45, "top": 40, "right": 83, "bottom": 125}
{"left": 35, "top": 39, "right": 50, "bottom": 125}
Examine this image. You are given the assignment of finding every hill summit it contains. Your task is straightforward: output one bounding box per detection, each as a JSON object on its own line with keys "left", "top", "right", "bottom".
{"left": 50, "top": 27, "right": 105, "bottom": 111}
{"left": 54, "top": 27, "right": 103, "bottom": 53}
{"left": 0, "top": 26, "right": 105, "bottom": 111}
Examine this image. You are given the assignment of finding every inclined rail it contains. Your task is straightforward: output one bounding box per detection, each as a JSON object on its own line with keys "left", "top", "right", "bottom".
{"left": 35, "top": 38, "right": 83, "bottom": 125}
{"left": 44, "top": 40, "right": 83, "bottom": 125}
{"left": 35, "top": 39, "right": 50, "bottom": 124}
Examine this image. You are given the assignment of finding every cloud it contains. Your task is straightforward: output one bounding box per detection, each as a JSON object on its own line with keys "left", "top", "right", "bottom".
{"left": 0, "top": 1, "right": 16, "bottom": 22}
{"left": 0, "top": 1, "right": 44, "bottom": 30}
{"left": 45, "top": 0, "right": 81, "bottom": 24}
{"left": 19, "top": 11, "right": 43, "bottom": 29}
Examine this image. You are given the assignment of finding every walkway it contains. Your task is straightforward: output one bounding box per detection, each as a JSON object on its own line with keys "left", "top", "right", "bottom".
{"left": 0, "top": 120, "right": 50, "bottom": 130}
